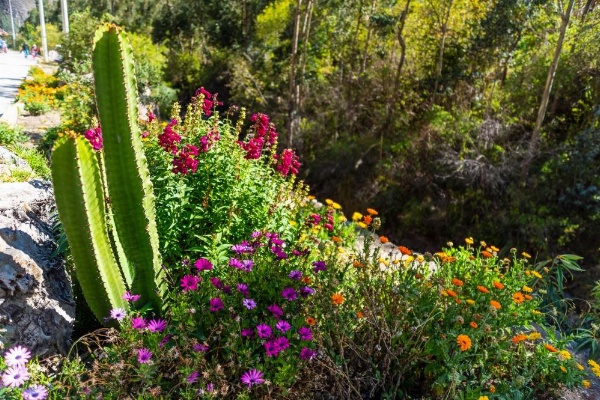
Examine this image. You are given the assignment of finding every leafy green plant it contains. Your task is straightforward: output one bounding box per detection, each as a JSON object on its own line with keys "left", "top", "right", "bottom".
{"left": 0, "top": 122, "right": 26, "bottom": 146}
{"left": 9, "top": 145, "right": 51, "bottom": 180}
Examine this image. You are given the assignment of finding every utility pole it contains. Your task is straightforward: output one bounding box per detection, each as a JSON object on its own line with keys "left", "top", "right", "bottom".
{"left": 60, "top": 0, "right": 69, "bottom": 33}
{"left": 8, "top": 0, "right": 16, "bottom": 49}
{"left": 38, "top": 0, "right": 49, "bottom": 61}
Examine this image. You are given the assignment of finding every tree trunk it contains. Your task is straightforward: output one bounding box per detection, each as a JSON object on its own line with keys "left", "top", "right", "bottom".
{"left": 286, "top": 0, "right": 303, "bottom": 147}
{"left": 524, "top": 0, "right": 575, "bottom": 175}
{"left": 430, "top": 0, "right": 454, "bottom": 108}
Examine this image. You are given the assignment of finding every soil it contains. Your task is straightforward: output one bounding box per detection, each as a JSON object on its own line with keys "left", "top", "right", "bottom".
{"left": 16, "top": 109, "right": 61, "bottom": 147}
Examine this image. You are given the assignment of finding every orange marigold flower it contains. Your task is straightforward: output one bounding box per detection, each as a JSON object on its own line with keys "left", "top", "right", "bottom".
{"left": 544, "top": 343, "right": 558, "bottom": 353}
{"left": 455, "top": 298, "right": 462, "bottom": 304}
{"left": 331, "top": 293, "right": 345, "bottom": 305}
{"left": 512, "top": 334, "right": 528, "bottom": 344}
{"left": 489, "top": 385, "right": 496, "bottom": 394}
{"left": 306, "top": 317, "right": 316, "bottom": 326}
{"left": 493, "top": 281, "right": 504, "bottom": 290}
{"left": 379, "top": 236, "right": 389, "bottom": 244}
{"left": 357, "top": 311, "right": 364, "bottom": 319}
{"left": 363, "top": 215, "right": 373, "bottom": 225}
{"left": 470, "top": 321, "right": 478, "bottom": 328}
{"left": 524, "top": 294, "right": 533, "bottom": 300}
{"left": 452, "top": 278, "right": 464, "bottom": 287}
{"left": 446, "top": 289, "right": 458, "bottom": 298}
{"left": 353, "top": 260, "right": 365, "bottom": 268}
{"left": 513, "top": 292, "right": 525, "bottom": 304}
{"left": 477, "top": 285, "right": 490, "bottom": 294}
{"left": 302, "top": 276, "right": 311, "bottom": 284}
{"left": 366, "top": 208, "right": 378, "bottom": 216}
{"left": 490, "top": 300, "right": 501, "bottom": 309}
{"left": 415, "top": 273, "right": 423, "bottom": 279}
{"left": 332, "top": 236, "right": 341, "bottom": 242}
{"left": 399, "top": 246, "right": 412, "bottom": 255}
{"left": 481, "top": 250, "right": 493, "bottom": 258}
{"left": 456, "top": 334, "right": 472, "bottom": 351}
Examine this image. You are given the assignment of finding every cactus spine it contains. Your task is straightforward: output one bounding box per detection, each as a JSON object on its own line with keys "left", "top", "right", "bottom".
{"left": 51, "top": 24, "right": 163, "bottom": 323}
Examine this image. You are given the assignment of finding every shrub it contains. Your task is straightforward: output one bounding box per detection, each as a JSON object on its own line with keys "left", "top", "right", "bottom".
{"left": 0, "top": 122, "right": 26, "bottom": 146}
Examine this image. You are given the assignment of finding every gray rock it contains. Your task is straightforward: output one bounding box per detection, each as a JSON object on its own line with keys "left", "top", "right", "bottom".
{"left": 0, "top": 178, "right": 75, "bottom": 356}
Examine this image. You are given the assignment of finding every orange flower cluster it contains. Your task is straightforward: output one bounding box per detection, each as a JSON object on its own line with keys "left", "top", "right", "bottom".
{"left": 477, "top": 286, "right": 490, "bottom": 294}
{"left": 493, "top": 281, "right": 504, "bottom": 290}
{"left": 398, "top": 246, "right": 412, "bottom": 255}
{"left": 490, "top": 300, "right": 501, "bottom": 310}
{"left": 452, "top": 278, "right": 464, "bottom": 287}
{"left": 512, "top": 334, "right": 528, "bottom": 344}
{"left": 457, "top": 334, "right": 472, "bottom": 351}
{"left": 331, "top": 293, "right": 345, "bottom": 305}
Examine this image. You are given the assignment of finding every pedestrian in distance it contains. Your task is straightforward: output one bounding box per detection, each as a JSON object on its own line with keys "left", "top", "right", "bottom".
{"left": 22, "top": 43, "right": 29, "bottom": 58}
{"left": 31, "top": 44, "right": 38, "bottom": 59}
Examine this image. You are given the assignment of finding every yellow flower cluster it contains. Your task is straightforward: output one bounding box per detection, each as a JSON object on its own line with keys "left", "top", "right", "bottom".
{"left": 588, "top": 359, "right": 600, "bottom": 378}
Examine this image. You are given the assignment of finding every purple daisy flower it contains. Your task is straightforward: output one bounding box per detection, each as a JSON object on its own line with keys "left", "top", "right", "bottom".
{"left": 222, "top": 285, "right": 232, "bottom": 294}
{"left": 194, "top": 258, "right": 214, "bottom": 271}
{"left": 209, "top": 297, "right": 224, "bottom": 312}
{"left": 122, "top": 291, "right": 141, "bottom": 302}
{"left": 251, "top": 231, "right": 262, "bottom": 238}
{"left": 22, "top": 385, "right": 48, "bottom": 400}
{"left": 4, "top": 345, "right": 31, "bottom": 367}
{"left": 299, "top": 326, "right": 313, "bottom": 341}
{"left": 231, "top": 242, "right": 253, "bottom": 254}
{"left": 193, "top": 343, "right": 209, "bottom": 352}
{"left": 241, "top": 328, "right": 255, "bottom": 338}
{"left": 243, "top": 298, "right": 257, "bottom": 310}
{"left": 110, "top": 308, "right": 127, "bottom": 321}
{"left": 137, "top": 348, "right": 152, "bottom": 364}
{"left": 147, "top": 319, "right": 167, "bottom": 332}
{"left": 186, "top": 371, "right": 199, "bottom": 384}
{"left": 256, "top": 324, "right": 272, "bottom": 338}
{"left": 281, "top": 287, "right": 297, "bottom": 301}
{"left": 312, "top": 261, "right": 327, "bottom": 273}
{"left": 275, "top": 320, "right": 291, "bottom": 333}
{"left": 159, "top": 335, "right": 170, "bottom": 348}
{"left": 22, "top": 384, "right": 48, "bottom": 400}
{"left": 210, "top": 277, "right": 223, "bottom": 289}
{"left": 288, "top": 270, "right": 302, "bottom": 280}
{"left": 242, "top": 259, "right": 254, "bottom": 272}
{"left": 131, "top": 316, "right": 147, "bottom": 330}
{"left": 267, "top": 304, "right": 284, "bottom": 318}
{"left": 206, "top": 382, "right": 215, "bottom": 392}
{"left": 299, "top": 286, "right": 316, "bottom": 297}
{"left": 264, "top": 340, "right": 280, "bottom": 357}
{"left": 180, "top": 274, "right": 201, "bottom": 291}
{"left": 2, "top": 366, "right": 29, "bottom": 387}
{"left": 229, "top": 258, "right": 244, "bottom": 269}
{"left": 240, "top": 368, "right": 264, "bottom": 388}
{"left": 271, "top": 237, "right": 284, "bottom": 246}
{"left": 299, "top": 347, "right": 316, "bottom": 360}
{"left": 237, "top": 283, "right": 249, "bottom": 296}
{"left": 275, "top": 336, "right": 290, "bottom": 352}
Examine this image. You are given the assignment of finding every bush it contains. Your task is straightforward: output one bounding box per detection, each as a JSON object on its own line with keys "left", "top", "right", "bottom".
{"left": 0, "top": 122, "right": 26, "bottom": 146}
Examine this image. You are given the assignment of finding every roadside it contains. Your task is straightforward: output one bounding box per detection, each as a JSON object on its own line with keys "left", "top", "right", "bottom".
{"left": 0, "top": 50, "right": 37, "bottom": 124}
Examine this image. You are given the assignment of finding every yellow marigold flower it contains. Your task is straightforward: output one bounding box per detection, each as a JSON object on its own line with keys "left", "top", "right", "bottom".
{"left": 357, "top": 222, "right": 367, "bottom": 229}
{"left": 522, "top": 285, "right": 533, "bottom": 293}
{"left": 493, "top": 281, "right": 504, "bottom": 290}
{"left": 544, "top": 343, "right": 558, "bottom": 353}
{"left": 583, "top": 380, "right": 591, "bottom": 388}
{"left": 513, "top": 292, "right": 525, "bottom": 304}
{"left": 522, "top": 252, "right": 532, "bottom": 258}
{"left": 392, "top": 259, "right": 400, "bottom": 265}
{"left": 479, "top": 397, "right": 489, "bottom": 400}
{"left": 337, "top": 214, "right": 347, "bottom": 223}
{"left": 331, "top": 293, "right": 345, "bottom": 305}
{"left": 456, "top": 334, "right": 472, "bottom": 351}
{"left": 490, "top": 246, "right": 500, "bottom": 252}
{"left": 480, "top": 241, "right": 487, "bottom": 247}
{"left": 399, "top": 246, "right": 412, "bottom": 255}
{"left": 363, "top": 215, "right": 372, "bottom": 225}
{"left": 560, "top": 366, "right": 567, "bottom": 373}
{"left": 352, "top": 212, "right": 363, "bottom": 221}
{"left": 466, "top": 299, "right": 475, "bottom": 305}
{"left": 379, "top": 236, "right": 389, "bottom": 244}
{"left": 416, "top": 254, "right": 424, "bottom": 263}
{"left": 532, "top": 309, "right": 543, "bottom": 315}
{"left": 325, "top": 199, "right": 334, "bottom": 205}
{"left": 528, "top": 332, "right": 542, "bottom": 340}
{"left": 577, "top": 363, "right": 585, "bottom": 371}
{"left": 470, "top": 321, "right": 478, "bottom": 328}
{"left": 532, "top": 270, "right": 543, "bottom": 279}
{"left": 366, "top": 208, "right": 378, "bottom": 215}
{"left": 332, "top": 202, "right": 342, "bottom": 209}
{"left": 378, "top": 257, "right": 390, "bottom": 267}
{"left": 477, "top": 285, "right": 490, "bottom": 294}
{"left": 441, "top": 290, "right": 449, "bottom": 297}
{"left": 404, "top": 255, "right": 415, "bottom": 264}
{"left": 289, "top": 220, "right": 297, "bottom": 226}
{"left": 558, "top": 350, "right": 571, "bottom": 360}
{"left": 512, "top": 334, "right": 528, "bottom": 344}
{"left": 452, "top": 278, "right": 464, "bottom": 287}
{"left": 588, "top": 359, "right": 600, "bottom": 376}
{"left": 307, "top": 195, "right": 316, "bottom": 200}
{"left": 465, "top": 237, "right": 474, "bottom": 245}
{"left": 525, "top": 270, "right": 531, "bottom": 277}
{"left": 489, "top": 385, "right": 496, "bottom": 394}
{"left": 490, "top": 300, "right": 501, "bottom": 310}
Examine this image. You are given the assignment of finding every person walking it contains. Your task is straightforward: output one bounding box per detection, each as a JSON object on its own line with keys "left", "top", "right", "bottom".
{"left": 22, "top": 43, "right": 29, "bottom": 58}
{"left": 31, "top": 44, "right": 38, "bottom": 58}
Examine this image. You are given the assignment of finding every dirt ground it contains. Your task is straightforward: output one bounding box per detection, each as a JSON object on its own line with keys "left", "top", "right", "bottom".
{"left": 17, "top": 109, "right": 61, "bottom": 147}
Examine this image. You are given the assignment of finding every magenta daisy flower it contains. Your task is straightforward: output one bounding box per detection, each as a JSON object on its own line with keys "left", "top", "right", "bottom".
{"left": 267, "top": 304, "right": 284, "bottom": 318}
{"left": 131, "top": 316, "right": 146, "bottom": 330}
{"left": 122, "top": 291, "right": 141, "bottom": 302}
{"left": 193, "top": 343, "right": 209, "bottom": 352}
{"left": 241, "top": 328, "right": 255, "bottom": 338}
{"left": 209, "top": 297, "right": 224, "bottom": 312}
{"left": 231, "top": 242, "right": 253, "bottom": 254}
{"left": 210, "top": 277, "right": 223, "bottom": 289}
{"left": 298, "top": 326, "right": 313, "bottom": 341}
{"left": 2, "top": 366, "right": 29, "bottom": 387}
{"left": 299, "top": 347, "right": 316, "bottom": 360}
{"left": 237, "top": 283, "right": 249, "bottom": 296}
{"left": 137, "top": 348, "right": 152, "bottom": 364}
{"left": 281, "top": 287, "right": 297, "bottom": 301}
{"left": 229, "top": 258, "right": 244, "bottom": 269}
{"left": 180, "top": 274, "right": 201, "bottom": 291}
{"left": 194, "top": 258, "right": 213, "bottom": 271}
{"left": 22, "top": 384, "right": 48, "bottom": 400}
{"left": 264, "top": 340, "right": 280, "bottom": 357}
{"left": 110, "top": 308, "right": 127, "bottom": 321}
{"left": 288, "top": 270, "right": 302, "bottom": 280}
{"left": 4, "top": 345, "right": 31, "bottom": 367}
{"left": 299, "top": 286, "right": 315, "bottom": 297}
{"left": 240, "top": 369, "right": 265, "bottom": 388}
{"left": 256, "top": 324, "right": 272, "bottom": 338}
{"left": 242, "top": 298, "right": 257, "bottom": 310}
{"left": 147, "top": 319, "right": 167, "bottom": 332}
{"left": 275, "top": 336, "right": 290, "bottom": 352}
{"left": 275, "top": 320, "right": 291, "bottom": 333}
{"left": 312, "top": 261, "right": 327, "bottom": 273}
{"left": 186, "top": 371, "right": 199, "bottom": 384}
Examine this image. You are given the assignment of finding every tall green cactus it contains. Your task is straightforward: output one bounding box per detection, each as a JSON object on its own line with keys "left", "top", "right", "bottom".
{"left": 51, "top": 24, "right": 164, "bottom": 323}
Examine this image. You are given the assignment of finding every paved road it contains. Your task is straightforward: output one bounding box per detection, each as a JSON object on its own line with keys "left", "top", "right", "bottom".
{"left": 0, "top": 50, "right": 37, "bottom": 118}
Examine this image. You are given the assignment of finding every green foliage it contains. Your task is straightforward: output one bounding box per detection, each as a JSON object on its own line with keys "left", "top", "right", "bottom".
{"left": 0, "top": 123, "right": 26, "bottom": 146}
{"left": 9, "top": 145, "right": 51, "bottom": 180}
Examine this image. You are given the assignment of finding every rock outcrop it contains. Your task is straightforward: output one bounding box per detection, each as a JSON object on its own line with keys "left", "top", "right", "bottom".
{"left": 0, "top": 175, "right": 75, "bottom": 356}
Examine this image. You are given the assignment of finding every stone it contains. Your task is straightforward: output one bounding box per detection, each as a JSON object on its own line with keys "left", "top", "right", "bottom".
{"left": 0, "top": 176, "right": 75, "bottom": 356}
